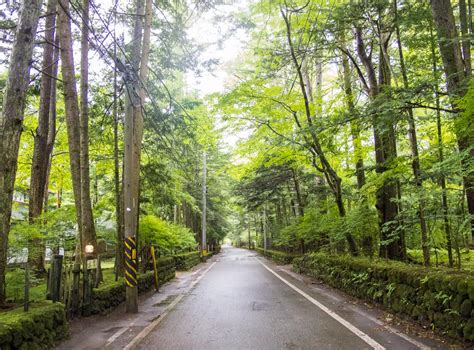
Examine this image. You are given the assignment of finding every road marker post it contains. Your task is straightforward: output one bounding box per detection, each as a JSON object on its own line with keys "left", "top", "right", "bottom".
{"left": 151, "top": 245, "right": 159, "bottom": 291}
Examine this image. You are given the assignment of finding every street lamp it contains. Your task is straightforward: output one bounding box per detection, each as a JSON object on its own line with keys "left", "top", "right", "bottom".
{"left": 85, "top": 243, "right": 94, "bottom": 255}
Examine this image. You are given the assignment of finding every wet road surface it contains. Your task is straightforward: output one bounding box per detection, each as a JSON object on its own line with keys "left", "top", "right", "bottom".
{"left": 137, "top": 246, "right": 448, "bottom": 350}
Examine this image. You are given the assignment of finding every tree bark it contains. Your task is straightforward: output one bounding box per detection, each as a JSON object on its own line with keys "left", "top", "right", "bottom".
{"left": 353, "top": 25, "right": 405, "bottom": 260}
{"left": 0, "top": 0, "right": 42, "bottom": 305}
{"left": 291, "top": 169, "right": 304, "bottom": 217}
{"left": 394, "top": 0, "right": 429, "bottom": 265}
{"left": 80, "top": 0, "right": 97, "bottom": 254}
{"left": 280, "top": 5, "right": 358, "bottom": 255}
{"left": 28, "top": 0, "right": 57, "bottom": 273}
{"left": 58, "top": 0, "right": 84, "bottom": 265}
{"left": 43, "top": 35, "right": 60, "bottom": 213}
{"left": 430, "top": 0, "right": 474, "bottom": 242}
{"left": 340, "top": 37, "right": 365, "bottom": 190}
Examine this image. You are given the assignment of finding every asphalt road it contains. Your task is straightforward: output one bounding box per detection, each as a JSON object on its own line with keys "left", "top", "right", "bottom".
{"left": 137, "top": 246, "right": 448, "bottom": 350}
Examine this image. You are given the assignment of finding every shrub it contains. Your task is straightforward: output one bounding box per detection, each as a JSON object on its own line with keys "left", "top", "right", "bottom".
{"left": 293, "top": 253, "right": 474, "bottom": 342}
{"left": 139, "top": 215, "right": 197, "bottom": 255}
{"left": 174, "top": 252, "right": 200, "bottom": 271}
{"left": 255, "top": 247, "right": 301, "bottom": 264}
{"left": 89, "top": 257, "right": 176, "bottom": 315}
{"left": 0, "top": 302, "right": 68, "bottom": 349}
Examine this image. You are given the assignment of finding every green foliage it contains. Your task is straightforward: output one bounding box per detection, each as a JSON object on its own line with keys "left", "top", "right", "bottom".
{"left": 0, "top": 302, "right": 68, "bottom": 349}
{"left": 255, "top": 247, "right": 301, "bottom": 264}
{"left": 5, "top": 268, "right": 44, "bottom": 303}
{"left": 139, "top": 215, "right": 197, "bottom": 255}
{"left": 173, "top": 251, "right": 201, "bottom": 271}
{"left": 89, "top": 258, "right": 175, "bottom": 315}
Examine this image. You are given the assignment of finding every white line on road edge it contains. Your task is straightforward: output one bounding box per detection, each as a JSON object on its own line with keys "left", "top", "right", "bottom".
{"left": 123, "top": 261, "right": 218, "bottom": 350}
{"left": 276, "top": 267, "right": 431, "bottom": 350}
{"left": 257, "top": 259, "right": 386, "bottom": 350}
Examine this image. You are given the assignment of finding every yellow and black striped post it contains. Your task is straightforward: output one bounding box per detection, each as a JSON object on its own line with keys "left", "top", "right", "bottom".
{"left": 124, "top": 237, "right": 138, "bottom": 287}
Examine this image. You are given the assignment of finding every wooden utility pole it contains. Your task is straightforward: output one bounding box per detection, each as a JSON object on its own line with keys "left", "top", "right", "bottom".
{"left": 123, "top": 0, "right": 152, "bottom": 313}
{"left": 123, "top": 0, "right": 143, "bottom": 311}
{"left": 202, "top": 152, "right": 207, "bottom": 255}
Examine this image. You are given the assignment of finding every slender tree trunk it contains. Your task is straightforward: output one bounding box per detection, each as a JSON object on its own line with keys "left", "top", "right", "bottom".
{"left": 281, "top": 6, "right": 357, "bottom": 255}
{"left": 80, "top": 0, "right": 97, "bottom": 255}
{"left": 58, "top": 0, "right": 84, "bottom": 266}
{"left": 430, "top": 26, "right": 454, "bottom": 267}
{"left": 0, "top": 0, "right": 42, "bottom": 305}
{"left": 340, "top": 40, "right": 365, "bottom": 190}
{"left": 353, "top": 25, "right": 404, "bottom": 260}
{"left": 28, "top": 0, "right": 57, "bottom": 273}
{"left": 43, "top": 35, "right": 60, "bottom": 214}
{"left": 291, "top": 169, "right": 304, "bottom": 217}
{"left": 430, "top": 0, "right": 474, "bottom": 242}
{"left": 458, "top": 0, "right": 471, "bottom": 77}
{"left": 394, "top": 0, "right": 429, "bottom": 265}
{"left": 29, "top": 0, "right": 57, "bottom": 220}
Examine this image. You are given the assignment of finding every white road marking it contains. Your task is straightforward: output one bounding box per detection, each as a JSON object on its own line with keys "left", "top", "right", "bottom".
{"left": 257, "top": 259, "right": 386, "bottom": 350}
{"left": 104, "top": 326, "right": 129, "bottom": 347}
{"left": 276, "top": 266, "right": 431, "bottom": 350}
{"left": 123, "top": 261, "right": 217, "bottom": 350}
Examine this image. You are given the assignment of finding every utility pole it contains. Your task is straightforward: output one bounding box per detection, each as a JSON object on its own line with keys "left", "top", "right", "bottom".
{"left": 263, "top": 205, "right": 267, "bottom": 252}
{"left": 202, "top": 151, "right": 207, "bottom": 255}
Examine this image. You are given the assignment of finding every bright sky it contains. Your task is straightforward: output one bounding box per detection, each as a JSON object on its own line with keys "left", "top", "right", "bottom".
{"left": 185, "top": 1, "right": 251, "bottom": 97}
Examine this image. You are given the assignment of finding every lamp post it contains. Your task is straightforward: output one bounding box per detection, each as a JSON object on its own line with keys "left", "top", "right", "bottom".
{"left": 83, "top": 243, "right": 94, "bottom": 313}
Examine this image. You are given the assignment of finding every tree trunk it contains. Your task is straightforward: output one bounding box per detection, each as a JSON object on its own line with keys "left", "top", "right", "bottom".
{"left": 281, "top": 5, "right": 357, "bottom": 255}
{"left": 430, "top": 0, "right": 474, "bottom": 242}
{"left": 353, "top": 25, "right": 404, "bottom": 260}
{"left": 430, "top": 26, "right": 454, "bottom": 267}
{"left": 340, "top": 40, "right": 365, "bottom": 190}
{"left": 28, "top": 0, "right": 57, "bottom": 273}
{"left": 43, "top": 35, "right": 60, "bottom": 213}
{"left": 291, "top": 169, "right": 304, "bottom": 217}
{"left": 58, "top": 0, "right": 84, "bottom": 266}
{"left": 0, "top": 0, "right": 42, "bottom": 305}
{"left": 80, "top": 0, "right": 97, "bottom": 254}
{"left": 394, "top": 0, "right": 429, "bottom": 265}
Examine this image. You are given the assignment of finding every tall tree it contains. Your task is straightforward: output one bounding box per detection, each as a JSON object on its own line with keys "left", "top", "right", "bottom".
{"left": 280, "top": 5, "right": 358, "bottom": 255}
{"left": 394, "top": 0, "right": 429, "bottom": 265}
{"left": 29, "top": 0, "right": 58, "bottom": 273}
{"left": 58, "top": 0, "right": 85, "bottom": 261}
{"left": 80, "top": 0, "right": 97, "bottom": 253}
{"left": 0, "top": 0, "right": 42, "bottom": 304}
{"left": 430, "top": 0, "right": 474, "bottom": 243}
{"left": 352, "top": 17, "right": 405, "bottom": 260}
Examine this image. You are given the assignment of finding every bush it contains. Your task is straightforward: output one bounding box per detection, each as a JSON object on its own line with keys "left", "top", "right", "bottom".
{"left": 0, "top": 302, "right": 68, "bottom": 349}
{"left": 139, "top": 215, "right": 197, "bottom": 255}
{"left": 89, "top": 257, "right": 176, "bottom": 315}
{"left": 255, "top": 247, "right": 301, "bottom": 264}
{"left": 174, "top": 252, "right": 200, "bottom": 271}
{"left": 293, "top": 253, "right": 474, "bottom": 342}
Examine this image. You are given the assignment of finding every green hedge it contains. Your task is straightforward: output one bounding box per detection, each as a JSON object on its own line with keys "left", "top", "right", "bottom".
{"left": 174, "top": 252, "right": 201, "bottom": 271}
{"left": 0, "top": 302, "right": 68, "bottom": 349}
{"left": 293, "top": 253, "right": 474, "bottom": 342}
{"left": 255, "top": 247, "right": 301, "bottom": 264}
{"left": 90, "top": 257, "right": 176, "bottom": 314}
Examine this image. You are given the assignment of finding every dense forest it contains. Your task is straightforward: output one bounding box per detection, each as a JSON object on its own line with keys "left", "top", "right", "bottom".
{"left": 0, "top": 0, "right": 473, "bottom": 316}
{"left": 225, "top": 0, "right": 473, "bottom": 271}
